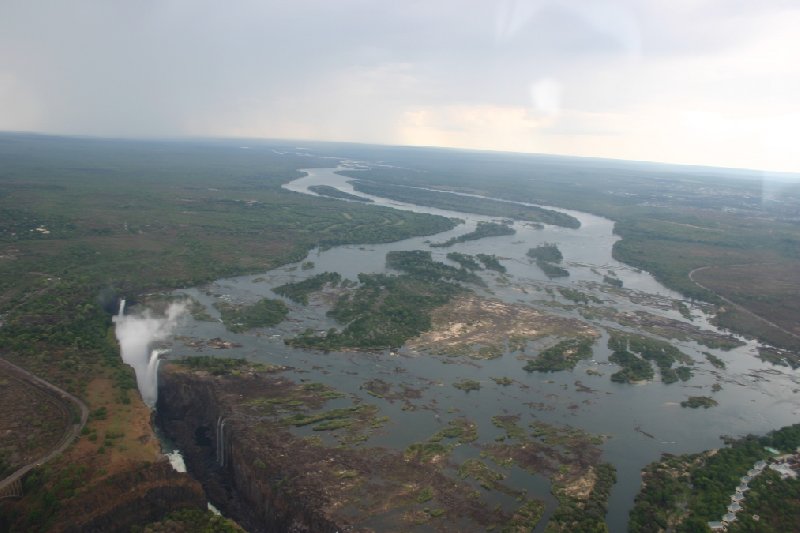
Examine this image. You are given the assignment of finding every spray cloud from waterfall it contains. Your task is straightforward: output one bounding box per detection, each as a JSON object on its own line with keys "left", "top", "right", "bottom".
{"left": 113, "top": 299, "right": 186, "bottom": 407}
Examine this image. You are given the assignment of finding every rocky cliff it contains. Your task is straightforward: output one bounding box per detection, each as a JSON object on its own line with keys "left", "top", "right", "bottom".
{"left": 156, "top": 365, "right": 342, "bottom": 533}
{"left": 56, "top": 461, "right": 206, "bottom": 533}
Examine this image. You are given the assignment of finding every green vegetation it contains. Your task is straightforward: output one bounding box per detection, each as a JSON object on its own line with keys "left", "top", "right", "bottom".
{"left": 523, "top": 337, "right": 595, "bottom": 372}
{"left": 386, "top": 250, "right": 483, "bottom": 285}
{"left": 537, "top": 260, "right": 569, "bottom": 278}
{"left": 453, "top": 379, "right": 481, "bottom": 392}
{"left": 446, "top": 252, "right": 482, "bottom": 270}
{"left": 288, "top": 252, "right": 471, "bottom": 350}
{"left": 308, "top": 184, "right": 373, "bottom": 202}
{"left": 458, "top": 458, "right": 507, "bottom": 490}
{"left": 347, "top": 179, "right": 581, "bottom": 228}
{"left": 629, "top": 424, "right": 800, "bottom": 532}
{"left": 282, "top": 404, "right": 378, "bottom": 431}
{"left": 548, "top": 463, "right": 616, "bottom": 533}
{"left": 139, "top": 508, "right": 241, "bottom": 532}
{"left": 680, "top": 396, "right": 718, "bottom": 409}
{"left": 405, "top": 419, "right": 478, "bottom": 465}
{"left": 608, "top": 332, "right": 693, "bottom": 384}
{"left": 504, "top": 500, "right": 546, "bottom": 532}
{"left": 430, "top": 418, "right": 478, "bottom": 444}
{"left": 431, "top": 221, "right": 515, "bottom": 247}
{"left": 273, "top": 272, "right": 342, "bottom": 304}
{"left": 603, "top": 275, "right": 623, "bottom": 288}
{"left": 214, "top": 298, "right": 289, "bottom": 332}
{"left": 491, "top": 376, "right": 514, "bottom": 386}
{"left": 476, "top": 253, "right": 506, "bottom": 273}
{"left": 609, "top": 350, "right": 655, "bottom": 383}
{"left": 728, "top": 469, "right": 800, "bottom": 533}
{"left": 703, "top": 351, "right": 726, "bottom": 369}
{"left": 557, "top": 287, "right": 601, "bottom": 304}
{"left": 527, "top": 243, "right": 563, "bottom": 262}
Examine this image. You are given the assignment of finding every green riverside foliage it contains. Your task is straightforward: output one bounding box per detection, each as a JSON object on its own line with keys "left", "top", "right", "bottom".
{"left": 431, "top": 221, "right": 515, "bottom": 247}
{"left": 476, "top": 253, "right": 506, "bottom": 273}
{"left": 703, "top": 352, "right": 726, "bottom": 369}
{"left": 287, "top": 273, "right": 465, "bottom": 350}
{"left": 609, "top": 350, "right": 654, "bottom": 383}
{"left": 526, "top": 243, "right": 563, "bottom": 262}
{"left": 523, "top": 337, "right": 595, "bottom": 372}
{"left": 348, "top": 179, "right": 581, "bottom": 228}
{"left": 629, "top": 424, "right": 800, "bottom": 532}
{"left": 139, "top": 508, "right": 241, "bottom": 533}
{"left": 445, "top": 252, "right": 483, "bottom": 271}
{"left": 558, "top": 287, "right": 601, "bottom": 304}
{"left": 214, "top": 298, "right": 289, "bottom": 332}
{"left": 548, "top": 463, "right": 616, "bottom": 533}
{"left": 536, "top": 259, "right": 569, "bottom": 278}
{"left": 680, "top": 396, "right": 718, "bottom": 409}
{"left": 608, "top": 332, "right": 692, "bottom": 384}
{"left": 386, "top": 250, "right": 483, "bottom": 285}
{"left": 273, "top": 272, "right": 342, "bottom": 305}
{"left": 603, "top": 275, "right": 623, "bottom": 288}
{"left": 308, "top": 184, "right": 373, "bottom": 202}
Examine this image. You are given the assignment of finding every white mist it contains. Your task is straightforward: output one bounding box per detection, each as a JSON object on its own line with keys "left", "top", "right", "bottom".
{"left": 113, "top": 300, "right": 185, "bottom": 407}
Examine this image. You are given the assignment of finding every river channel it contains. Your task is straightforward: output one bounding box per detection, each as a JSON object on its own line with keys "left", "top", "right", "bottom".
{"left": 152, "top": 164, "right": 799, "bottom": 532}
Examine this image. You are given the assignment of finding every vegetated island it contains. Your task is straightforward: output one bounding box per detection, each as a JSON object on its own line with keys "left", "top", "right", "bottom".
{"left": 680, "top": 396, "right": 718, "bottom": 409}
{"left": 286, "top": 251, "right": 480, "bottom": 350}
{"left": 528, "top": 243, "right": 569, "bottom": 278}
{"left": 431, "top": 221, "right": 515, "bottom": 247}
{"left": 446, "top": 252, "right": 483, "bottom": 270}
{"left": 628, "top": 423, "right": 800, "bottom": 533}
{"left": 527, "top": 243, "right": 563, "bottom": 262}
{"left": 607, "top": 331, "right": 694, "bottom": 384}
{"left": 476, "top": 253, "right": 506, "bottom": 273}
{"left": 273, "top": 272, "right": 342, "bottom": 305}
{"left": 308, "top": 184, "right": 373, "bottom": 202}
{"left": 523, "top": 337, "right": 596, "bottom": 372}
{"left": 347, "top": 178, "right": 581, "bottom": 228}
{"left": 214, "top": 298, "right": 289, "bottom": 333}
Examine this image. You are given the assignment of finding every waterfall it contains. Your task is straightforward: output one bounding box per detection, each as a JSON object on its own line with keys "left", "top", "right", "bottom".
{"left": 219, "top": 418, "right": 226, "bottom": 466}
{"left": 216, "top": 416, "right": 222, "bottom": 463}
{"left": 113, "top": 301, "right": 186, "bottom": 407}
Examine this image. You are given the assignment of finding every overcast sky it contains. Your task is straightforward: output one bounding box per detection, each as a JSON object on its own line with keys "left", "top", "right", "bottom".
{"left": 1, "top": 0, "right": 798, "bottom": 172}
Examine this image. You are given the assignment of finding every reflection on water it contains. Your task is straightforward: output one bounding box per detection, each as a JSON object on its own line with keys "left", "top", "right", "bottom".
{"left": 157, "top": 166, "right": 799, "bottom": 531}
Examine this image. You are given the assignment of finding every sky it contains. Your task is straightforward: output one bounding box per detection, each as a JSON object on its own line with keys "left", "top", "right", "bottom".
{"left": 1, "top": 0, "right": 799, "bottom": 173}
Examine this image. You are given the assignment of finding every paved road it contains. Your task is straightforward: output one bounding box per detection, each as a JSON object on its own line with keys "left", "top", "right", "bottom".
{"left": 0, "top": 357, "right": 89, "bottom": 494}
{"left": 689, "top": 265, "right": 800, "bottom": 342}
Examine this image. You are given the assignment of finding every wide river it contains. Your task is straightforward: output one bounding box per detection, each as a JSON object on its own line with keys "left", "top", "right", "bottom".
{"left": 156, "top": 164, "right": 799, "bottom": 532}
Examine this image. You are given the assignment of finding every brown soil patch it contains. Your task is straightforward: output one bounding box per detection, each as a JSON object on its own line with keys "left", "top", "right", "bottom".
{"left": 64, "top": 377, "right": 160, "bottom": 480}
{"left": 407, "top": 295, "right": 598, "bottom": 359}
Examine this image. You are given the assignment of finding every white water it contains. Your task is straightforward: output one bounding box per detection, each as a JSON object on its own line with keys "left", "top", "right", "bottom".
{"left": 113, "top": 300, "right": 186, "bottom": 407}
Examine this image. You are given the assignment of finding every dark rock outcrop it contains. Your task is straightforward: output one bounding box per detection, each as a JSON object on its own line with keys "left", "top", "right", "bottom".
{"left": 156, "top": 368, "right": 341, "bottom": 533}
{"left": 56, "top": 461, "right": 205, "bottom": 533}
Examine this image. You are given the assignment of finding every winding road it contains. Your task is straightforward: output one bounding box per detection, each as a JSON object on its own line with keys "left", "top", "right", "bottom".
{"left": 0, "top": 357, "right": 89, "bottom": 498}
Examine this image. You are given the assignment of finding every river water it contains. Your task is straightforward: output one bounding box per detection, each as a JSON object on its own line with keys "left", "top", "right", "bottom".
{"left": 152, "top": 164, "right": 799, "bottom": 532}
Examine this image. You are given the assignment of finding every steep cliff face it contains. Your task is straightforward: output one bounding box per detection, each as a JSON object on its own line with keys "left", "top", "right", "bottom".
{"left": 156, "top": 367, "right": 342, "bottom": 533}
{"left": 56, "top": 461, "right": 206, "bottom": 533}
